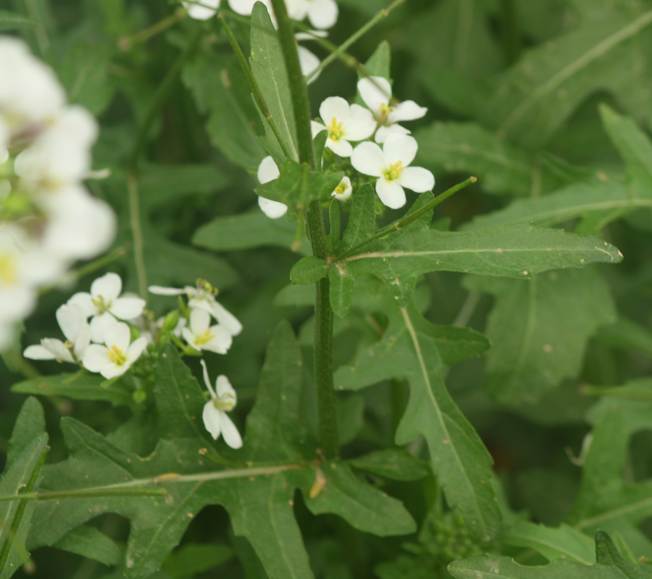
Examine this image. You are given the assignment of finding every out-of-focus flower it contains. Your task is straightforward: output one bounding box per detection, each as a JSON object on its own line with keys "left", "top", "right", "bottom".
{"left": 285, "top": 0, "right": 338, "bottom": 29}
{"left": 255, "top": 156, "right": 288, "bottom": 220}
{"left": 24, "top": 304, "right": 90, "bottom": 363}
{"left": 331, "top": 176, "right": 352, "bottom": 202}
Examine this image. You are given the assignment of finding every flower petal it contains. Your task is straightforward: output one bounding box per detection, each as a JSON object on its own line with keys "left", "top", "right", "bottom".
{"left": 228, "top": 0, "right": 256, "bottom": 15}
{"left": 357, "top": 76, "right": 392, "bottom": 115}
{"left": 211, "top": 301, "right": 243, "bottom": 336}
{"left": 24, "top": 344, "right": 56, "bottom": 360}
{"left": 105, "top": 320, "right": 131, "bottom": 351}
{"left": 202, "top": 402, "right": 222, "bottom": 440}
{"left": 83, "top": 344, "right": 109, "bottom": 373}
{"left": 326, "top": 137, "right": 353, "bottom": 158}
{"left": 257, "top": 156, "right": 280, "bottom": 185}
{"left": 216, "top": 374, "right": 236, "bottom": 400}
{"left": 219, "top": 412, "right": 243, "bottom": 449}
{"left": 90, "top": 313, "right": 118, "bottom": 344}
{"left": 127, "top": 336, "right": 148, "bottom": 365}
{"left": 389, "top": 100, "right": 428, "bottom": 123}
{"left": 345, "top": 105, "right": 376, "bottom": 142}
{"left": 376, "top": 179, "right": 406, "bottom": 209}
{"left": 258, "top": 196, "right": 288, "bottom": 219}
{"left": 375, "top": 123, "right": 410, "bottom": 144}
{"left": 40, "top": 338, "right": 74, "bottom": 363}
{"left": 383, "top": 134, "right": 418, "bottom": 166}
{"left": 319, "top": 96, "right": 349, "bottom": 125}
{"left": 307, "top": 0, "right": 338, "bottom": 29}
{"left": 331, "top": 176, "right": 352, "bottom": 201}
{"left": 91, "top": 272, "right": 122, "bottom": 301}
{"left": 204, "top": 325, "right": 233, "bottom": 355}
{"left": 183, "top": 0, "right": 220, "bottom": 20}
{"left": 68, "top": 292, "right": 95, "bottom": 317}
{"left": 189, "top": 308, "right": 211, "bottom": 334}
{"left": 351, "top": 141, "right": 384, "bottom": 177}
{"left": 311, "top": 120, "right": 326, "bottom": 138}
{"left": 399, "top": 166, "right": 435, "bottom": 193}
{"left": 200, "top": 359, "right": 216, "bottom": 397}
{"left": 298, "top": 46, "right": 320, "bottom": 80}
{"left": 73, "top": 323, "right": 91, "bottom": 359}
{"left": 111, "top": 296, "right": 146, "bottom": 320}
{"left": 56, "top": 303, "right": 85, "bottom": 341}
{"left": 148, "top": 285, "right": 186, "bottom": 296}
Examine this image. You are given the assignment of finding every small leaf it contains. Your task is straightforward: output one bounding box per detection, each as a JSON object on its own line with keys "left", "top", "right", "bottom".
{"left": 290, "top": 256, "right": 328, "bottom": 284}
{"left": 349, "top": 448, "right": 430, "bottom": 482}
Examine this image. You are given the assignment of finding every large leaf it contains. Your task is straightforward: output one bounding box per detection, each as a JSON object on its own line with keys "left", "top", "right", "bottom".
{"left": 466, "top": 268, "right": 616, "bottom": 404}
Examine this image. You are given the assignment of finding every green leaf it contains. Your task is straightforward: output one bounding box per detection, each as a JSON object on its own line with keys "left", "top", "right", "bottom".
{"left": 193, "top": 210, "right": 308, "bottom": 253}
{"left": 597, "top": 318, "right": 652, "bottom": 358}
{"left": 162, "top": 543, "right": 233, "bottom": 578}
{"left": 328, "top": 265, "right": 354, "bottom": 319}
{"left": 0, "top": 398, "right": 48, "bottom": 579}
{"left": 290, "top": 256, "right": 328, "bottom": 284}
{"left": 339, "top": 225, "right": 623, "bottom": 284}
{"left": 336, "top": 302, "right": 501, "bottom": 541}
{"left": 341, "top": 183, "right": 376, "bottom": 250}
{"left": 12, "top": 372, "right": 133, "bottom": 407}
{"left": 583, "top": 378, "right": 652, "bottom": 401}
{"left": 594, "top": 531, "right": 647, "bottom": 578}
{"left": 466, "top": 268, "right": 616, "bottom": 404}
{"left": 54, "top": 525, "right": 123, "bottom": 567}
{"left": 349, "top": 448, "right": 430, "bottom": 482}
{"left": 250, "top": 3, "right": 298, "bottom": 161}
{"left": 0, "top": 11, "right": 33, "bottom": 31}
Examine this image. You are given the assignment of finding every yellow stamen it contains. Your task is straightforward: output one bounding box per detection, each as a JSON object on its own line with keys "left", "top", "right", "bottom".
{"left": 107, "top": 345, "right": 127, "bottom": 366}
{"left": 194, "top": 329, "right": 214, "bottom": 347}
{"left": 383, "top": 161, "right": 404, "bottom": 182}
{"left": 213, "top": 397, "right": 235, "bottom": 412}
{"left": 335, "top": 181, "right": 348, "bottom": 195}
{"left": 327, "top": 117, "right": 345, "bottom": 142}
{"left": 0, "top": 254, "right": 17, "bottom": 286}
{"left": 378, "top": 103, "right": 393, "bottom": 124}
{"left": 92, "top": 295, "right": 109, "bottom": 313}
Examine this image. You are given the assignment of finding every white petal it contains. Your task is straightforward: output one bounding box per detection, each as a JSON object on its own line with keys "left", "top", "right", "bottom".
{"left": 345, "top": 105, "right": 376, "bottom": 142}
{"left": 200, "top": 359, "right": 216, "bottom": 397}
{"left": 376, "top": 179, "right": 406, "bottom": 209}
{"left": 105, "top": 320, "right": 131, "bottom": 351}
{"left": 298, "top": 46, "right": 320, "bottom": 80}
{"left": 326, "top": 138, "right": 353, "bottom": 158}
{"left": 127, "top": 337, "right": 148, "bottom": 365}
{"left": 183, "top": 0, "right": 220, "bottom": 19}
{"left": 257, "top": 156, "right": 280, "bottom": 184}
{"left": 68, "top": 292, "right": 95, "bottom": 317}
{"left": 40, "top": 338, "right": 74, "bottom": 363}
{"left": 83, "top": 344, "right": 110, "bottom": 373}
{"left": 357, "top": 76, "right": 392, "bottom": 115}
{"left": 189, "top": 308, "right": 211, "bottom": 334}
{"left": 351, "top": 141, "right": 385, "bottom": 177}
{"left": 110, "top": 296, "right": 146, "bottom": 320}
{"left": 202, "top": 402, "right": 223, "bottom": 440}
{"left": 216, "top": 374, "right": 236, "bottom": 399}
{"left": 101, "top": 363, "right": 128, "bottom": 380}
{"left": 24, "top": 344, "right": 56, "bottom": 360}
{"left": 331, "top": 176, "right": 352, "bottom": 201}
{"left": 90, "top": 313, "right": 118, "bottom": 344}
{"left": 375, "top": 123, "right": 410, "bottom": 144}
{"left": 399, "top": 166, "right": 435, "bottom": 193}
{"left": 228, "top": 0, "right": 256, "bottom": 15}
{"left": 219, "top": 411, "right": 243, "bottom": 449}
{"left": 56, "top": 303, "right": 85, "bottom": 342}
{"left": 148, "top": 285, "right": 186, "bottom": 296}
{"left": 389, "top": 100, "right": 428, "bottom": 123}
{"left": 319, "top": 96, "right": 349, "bottom": 125}
{"left": 211, "top": 301, "right": 243, "bottom": 336}
{"left": 311, "top": 120, "right": 326, "bottom": 138}
{"left": 285, "top": 0, "right": 308, "bottom": 20}
{"left": 258, "top": 196, "right": 288, "bottom": 219}
{"left": 383, "top": 134, "right": 418, "bottom": 167}
{"left": 204, "top": 325, "right": 233, "bottom": 355}
{"left": 307, "top": 0, "right": 338, "bottom": 29}
{"left": 73, "top": 323, "right": 91, "bottom": 359}
{"left": 91, "top": 272, "right": 122, "bottom": 301}
{"left": 182, "top": 327, "right": 196, "bottom": 348}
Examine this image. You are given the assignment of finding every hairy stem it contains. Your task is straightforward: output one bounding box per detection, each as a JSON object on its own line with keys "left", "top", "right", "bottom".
{"left": 270, "top": 0, "right": 339, "bottom": 458}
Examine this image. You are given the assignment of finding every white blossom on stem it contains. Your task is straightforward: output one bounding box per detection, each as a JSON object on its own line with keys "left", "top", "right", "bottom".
{"left": 82, "top": 319, "right": 148, "bottom": 379}
{"left": 23, "top": 304, "right": 90, "bottom": 363}
{"left": 357, "top": 76, "right": 428, "bottom": 144}
{"left": 182, "top": 308, "right": 233, "bottom": 354}
{"left": 200, "top": 359, "right": 243, "bottom": 448}
{"left": 311, "top": 96, "right": 375, "bottom": 158}
{"left": 351, "top": 134, "right": 435, "bottom": 209}
{"left": 256, "top": 156, "right": 287, "bottom": 220}
{"left": 331, "top": 176, "right": 352, "bottom": 202}
{"left": 286, "top": 0, "right": 338, "bottom": 29}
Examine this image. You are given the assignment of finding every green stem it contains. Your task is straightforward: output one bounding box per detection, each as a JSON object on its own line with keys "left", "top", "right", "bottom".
{"left": 339, "top": 176, "right": 478, "bottom": 259}
{"left": 500, "top": 0, "right": 521, "bottom": 64}
{"left": 270, "top": 0, "right": 339, "bottom": 458}
{"left": 307, "top": 0, "right": 407, "bottom": 82}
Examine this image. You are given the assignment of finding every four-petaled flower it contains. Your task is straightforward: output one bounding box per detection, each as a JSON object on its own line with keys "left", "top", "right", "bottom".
{"left": 312, "top": 96, "right": 376, "bottom": 158}
{"left": 69, "top": 272, "right": 145, "bottom": 341}
{"left": 358, "top": 76, "right": 427, "bottom": 144}
{"left": 331, "top": 176, "right": 352, "bottom": 202}
{"left": 24, "top": 303, "right": 90, "bottom": 363}
{"left": 200, "top": 359, "right": 243, "bottom": 448}
{"left": 285, "top": 0, "right": 338, "bottom": 29}
{"left": 256, "top": 156, "right": 287, "bottom": 220}
{"left": 352, "top": 134, "right": 435, "bottom": 209}
{"left": 182, "top": 308, "right": 233, "bottom": 354}
{"left": 82, "top": 319, "right": 148, "bottom": 379}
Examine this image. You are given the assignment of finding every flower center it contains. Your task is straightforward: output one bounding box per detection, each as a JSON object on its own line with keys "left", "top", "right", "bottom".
{"left": 92, "top": 295, "right": 110, "bottom": 313}
{"left": 334, "top": 181, "right": 348, "bottom": 195}
{"left": 107, "top": 345, "right": 127, "bottom": 366}
{"left": 383, "top": 161, "right": 404, "bottom": 182}
{"left": 213, "top": 395, "right": 235, "bottom": 412}
{"left": 327, "top": 118, "right": 345, "bottom": 142}
{"left": 378, "top": 103, "right": 393, "bottom": 124}
{"left": 195, "top": 329, "right": 214, "bottom": 347}
{"left": 0, "top": 254, "right": 17, "bottom": 286}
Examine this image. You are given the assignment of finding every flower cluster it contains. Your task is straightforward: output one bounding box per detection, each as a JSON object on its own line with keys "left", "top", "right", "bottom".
{"left": 0, "top": 38, "right": 115, "bottom": 350}
{"left": 257, "top": 75, "right": 434, "bottom": 217}
{"left": 24, "top": 273, "right": 244, "bottom": 448}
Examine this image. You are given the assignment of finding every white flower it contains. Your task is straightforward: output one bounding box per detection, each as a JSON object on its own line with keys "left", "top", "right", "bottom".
{"left": 69, "top": 273, "right": 146, "bottom": 341}
{"left": 357, "top": 76, "right": 428, "bottom": 144}
{"left": 183, "top": 0, "right": 220, "bottom": 20}
{"left": 229, "top": 0, "right": 271, "bottom": 15}
{"left": 200, "top": 359, "right": 243, "bottom": 448}
{"left": 182, "top": 309, "right": 233, "bottom": 354}
{"left": 149, "top": 281, "right": 242, "bottom": 336}
{"left": 331, "top": 176, "right": 352, "bottom": 202}
{"left": 23, "top": 304, "right": 90, "bottom": 363}
{"left": 82, "top": 319, "right": 148, "bottom": 379}
{"left": 256, "top": 156, "right": 287, "bottom": 219}
{"left": 311, "top": 96, "right": 375, "bottom": 158}
{"left": 351, "top": 135, "right": 435, "bottom": 209}
{"left": 286, "top": 0, "right": 338, "bottom": 29}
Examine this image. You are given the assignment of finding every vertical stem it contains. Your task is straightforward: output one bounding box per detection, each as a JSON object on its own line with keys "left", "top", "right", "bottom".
{"left": 270, "top": 0, "right": 339, "bottom": 458}
{"left": 500, "top": 0, "right": 521, "bottom": 64}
